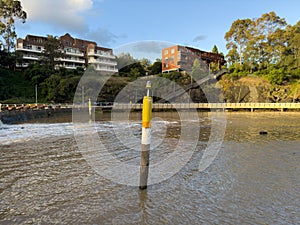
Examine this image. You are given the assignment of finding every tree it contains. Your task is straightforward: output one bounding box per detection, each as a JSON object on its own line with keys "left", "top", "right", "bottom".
{"left": 116, "top": 53, "right": 136, "bottom": 70}
{"left": 119, "top": 62, "right": 146, "bottom": 77}
{"left": 212, "top": 45, "right": 219, "bottom": 54}
{"left": 226, "top": 46, "right": 239, "bottom": 65}
{"left": 225, "top": 19, "right": 252, "bottom": 65}
{"left": 149, "top": 61, "right": 162, "bottom": 75}
{"left": 0, "top": 0, "right": 26, "bottom": 52}
{"left": 24, "top": 63, "right": 52, "bottom": 84}
{"left": 139, "top": 58, "right": 151, "bottom": 71}
{"left": 283, "top": 21, "right": 300, "bottom": 69}
{"left": 254, "top": 12, "right": 287, "bottom": 67}
{"left": 41, "top": 35, "right": 64, "bottom": 71}
{"left": 225, "top": 12, "right": 288, "bottom": 72}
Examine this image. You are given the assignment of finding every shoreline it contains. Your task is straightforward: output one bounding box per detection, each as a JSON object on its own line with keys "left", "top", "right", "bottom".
{"left": 1, "top": 106, "right": 300, "bottom": 125}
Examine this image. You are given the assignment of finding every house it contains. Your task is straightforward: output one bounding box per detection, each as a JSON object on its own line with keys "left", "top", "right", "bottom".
{"left": 162, "top": 45, "right": 225, "bottom": 73}
{"left": 15, "top": 33, "right": 118, "bottom": 73}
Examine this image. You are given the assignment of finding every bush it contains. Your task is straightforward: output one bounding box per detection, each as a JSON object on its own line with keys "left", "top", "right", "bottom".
{"left": 265, "top": 68, "right": 286, "bottom": 85}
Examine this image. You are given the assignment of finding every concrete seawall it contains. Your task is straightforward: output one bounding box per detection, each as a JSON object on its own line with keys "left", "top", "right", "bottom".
{"left": 0, "top": 108, "right": 72, "bottom": 124}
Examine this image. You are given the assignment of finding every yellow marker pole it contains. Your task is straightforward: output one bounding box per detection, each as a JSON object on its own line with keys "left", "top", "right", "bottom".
{"left": 139, "top": 81, "right": 152, "bottom": 189}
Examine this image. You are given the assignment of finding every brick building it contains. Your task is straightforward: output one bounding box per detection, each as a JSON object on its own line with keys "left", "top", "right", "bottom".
{"left": 162, "top": 45, "right": 225, "bottom": 73}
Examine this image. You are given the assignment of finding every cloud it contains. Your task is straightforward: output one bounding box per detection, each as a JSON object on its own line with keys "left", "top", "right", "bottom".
{"left": 130, "top": 41, "right": 173, "bottom": 54}
{"left": 84, "top": 28, "right": 126, "bottom": 46}
{"left": 20, "top": 0, "right": 93, "bottom": 33}
{"left": 114, "top": 41, "right": 174, "bottom": 61}
{"left": 192, "top": 35, "right": 207, "bottom": 42}
{"left": 19, "top": 0, "right": 122, "bottom": 46}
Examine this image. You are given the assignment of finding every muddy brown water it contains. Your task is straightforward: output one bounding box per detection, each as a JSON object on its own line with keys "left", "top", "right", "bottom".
{"left": 0, "top": 112, "right": 299, "bottom": 224}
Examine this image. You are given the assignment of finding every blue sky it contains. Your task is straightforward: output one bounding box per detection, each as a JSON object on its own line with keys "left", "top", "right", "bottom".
{"left": 16, "top": 0, "right": 300, "bottom": 60}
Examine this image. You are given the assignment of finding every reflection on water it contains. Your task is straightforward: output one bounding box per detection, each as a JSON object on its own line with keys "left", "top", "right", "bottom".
{"left": 0, "top": 112, "right": 299, "bottom": 224}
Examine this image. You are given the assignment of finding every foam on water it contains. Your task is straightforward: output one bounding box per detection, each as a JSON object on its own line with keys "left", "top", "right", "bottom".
{"left": 0, "top": 121, "right": 146, "bottom": 146}
{"left": 0, "top": 123, "right": 75, "bottom": 145}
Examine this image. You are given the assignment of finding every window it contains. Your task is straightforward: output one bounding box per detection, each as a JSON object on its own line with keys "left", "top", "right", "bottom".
{"left": 164, "top": 49, "right": 168, "bottom": 55}
{"left": 171, "top": 48, "right": 175, "bottom": 54}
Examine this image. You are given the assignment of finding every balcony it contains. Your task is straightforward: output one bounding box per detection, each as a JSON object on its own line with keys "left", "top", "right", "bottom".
{"left": 96, "top": 67, "right": 118, "bottom": 73}
{"left": 64, "top": 65, "right": 78, "bottom": 70}
{"left": 60, "top": 57, "right": 85, "bottom": 64}
{"left": 60, "top": 63, "right": 84, "bottom": 70}
{"left": 91, "top": 64, "right": 118, "bottom": 73}
{"left": 87, "top": 51, "right": 116, "bottom": 59}
{"left": 88, "top": 58, "right": 117, "bottom": 66}
{"left": 64, "top": 50, "right": 84, "bottom": 57}
{"left": 16, "top": 46, "right": 43, "bottom": 53}
{"left": 23, "top": 55, "right": 40, "bottom": 60}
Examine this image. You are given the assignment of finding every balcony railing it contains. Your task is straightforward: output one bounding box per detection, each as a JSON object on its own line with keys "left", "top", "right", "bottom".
{"left": 93, "top": 66, "right": 118, "bottom": 73}
{"left": 87, "top": 51, "right": 116, "bottom": 59}
{"left": 88, "top": 59, "right": 117, "bottom": 65}
{"left": 64, "top": 50, "right": 84, "bottom": 57}
{"left": 23, "top": 55, "right": 39, "bottom": 60}
{"left": 60, "top": 57, "right": 85, "bottom": 63}
{"left": 16, "top": 46, "right": 43, "bottom": 53}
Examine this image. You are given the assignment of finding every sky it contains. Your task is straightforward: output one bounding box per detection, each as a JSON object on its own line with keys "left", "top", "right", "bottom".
{"left": 15, "top": 0, "right": 300, "bottom": 61}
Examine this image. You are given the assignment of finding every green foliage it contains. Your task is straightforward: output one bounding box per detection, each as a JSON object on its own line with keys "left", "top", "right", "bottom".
{"left": 265, "top": 69, "right": 286, "bottom": 85}
{"left": 0, "top": 68, "right": 33, "bottom": 102}
{"left": 282, "top": 21, "right": 300, "bottom": 69}
{"left": 0, "top": 65, "right": 84, "bottom": 103}
{"left": 224, "top": 12, "right": 299, "bottom": 85}
{"left": 0, "top": 0, "right": 26, "bottom": 52}
{"left": 159, "top": 71, "right": 182, "bottom": 82}
{"left": 255, "top": 67, "right": 287, "bottom": 85}
{"left": 0, "top": 51, "right": 16, "bottom": 69}
{"left": 41, "top": 35, "right": 64, "bottom": 70}
{"left": 116, "top": 53, "right": 147, "bottom": 78}
{"left": 149, "top": 61, "right": 162, "bottom": 75}
{"left": 24, "top": 63, "right": 52, "bottom": 84}
{"left": 139, "top": 58, "right": 151, "bottom": 71}
{"left": 225, "top": 12, "right": 287, "bottom": 68}
{"left": 225, "top": 18, "right": 252, "bottom": 65}
{"left": 118, "top": 62, "right": 146, "bottom": 78}
{"left": 289, "top": 68, "right": 300, "bottom": 80}
{"left": 40, "top": 69, "right": 82, "bottom": 102}
{"left": 116, "top": 53, "right": 136, "bottom": 70}
{"left": 40, "top": 73, "right": 80, "bottom": 102}
{"left": 212, "top": 45, "right": 219, "bottom": 54}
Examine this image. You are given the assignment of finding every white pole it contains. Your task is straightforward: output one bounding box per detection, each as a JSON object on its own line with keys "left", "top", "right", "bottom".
{"left": 140, "top": 81, "right": 152, "bottom": 189}
{"left": 35, "top": 84, "right": 38, "bottom": 104}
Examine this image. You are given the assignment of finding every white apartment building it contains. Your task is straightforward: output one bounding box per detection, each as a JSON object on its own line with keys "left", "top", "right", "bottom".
{"left": 15, "top": 33, "right": 118, "bottom": 73}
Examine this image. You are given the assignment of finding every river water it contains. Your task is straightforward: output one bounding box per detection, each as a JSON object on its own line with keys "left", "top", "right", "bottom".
{"left": 0, "top": 111, "right": 299, "bottom": 224}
